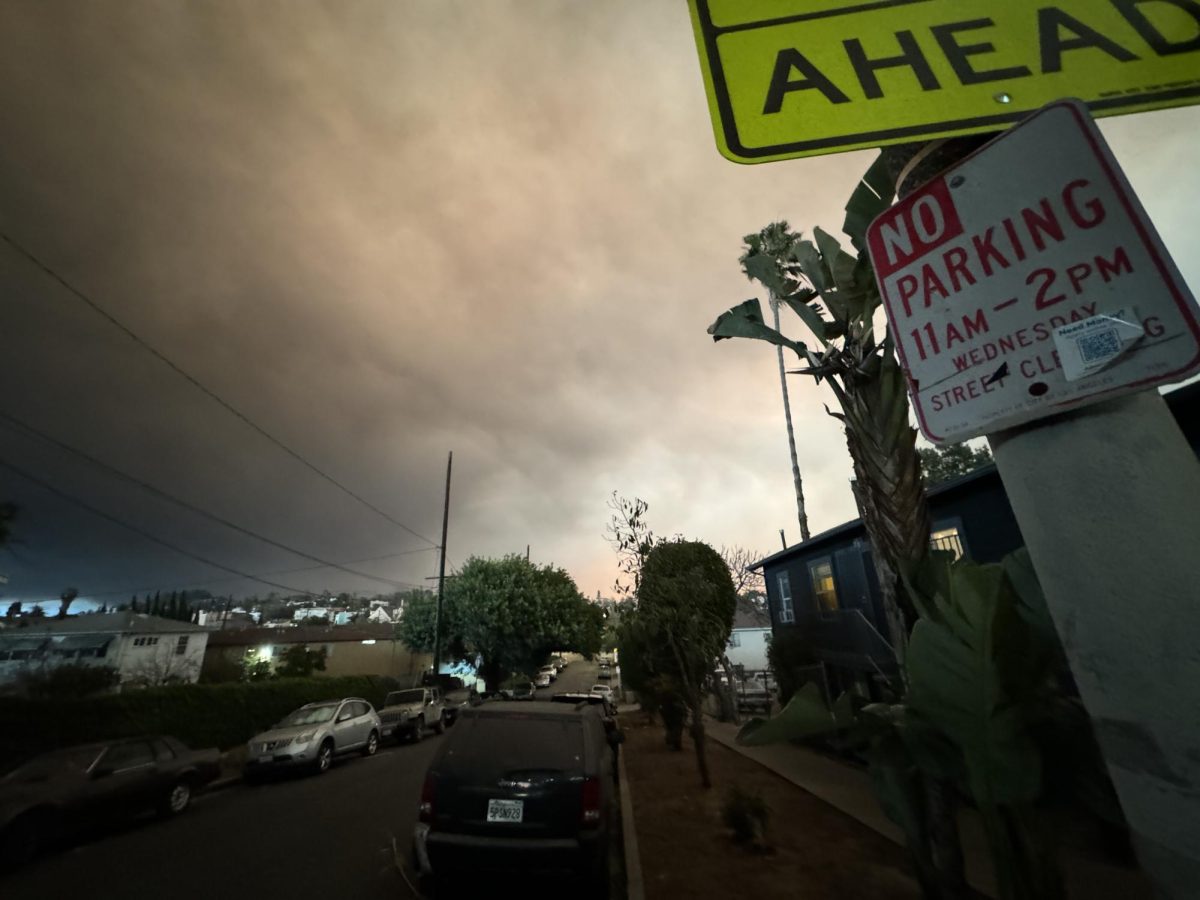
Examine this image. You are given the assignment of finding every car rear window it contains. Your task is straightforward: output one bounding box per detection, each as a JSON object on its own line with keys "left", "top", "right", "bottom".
{"left": 445, "top": 714, "right": 582, "bottom": 777}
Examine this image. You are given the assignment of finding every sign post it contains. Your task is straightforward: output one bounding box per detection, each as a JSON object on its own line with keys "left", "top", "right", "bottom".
{"left": 867, "top": 102, "right": 1200, "bottom": 896}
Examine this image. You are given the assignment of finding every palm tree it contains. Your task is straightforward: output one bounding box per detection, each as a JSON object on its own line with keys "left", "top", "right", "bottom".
{"left": 739, "top": 222, "right": 811, "bottom": 543}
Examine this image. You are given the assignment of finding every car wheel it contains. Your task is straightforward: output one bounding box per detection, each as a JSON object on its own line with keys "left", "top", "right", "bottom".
{"left": 159, "top": 779, "right": 193, "bottom": 817}
{"left": 434, "top": 712, "right": 446, "bottom": 735}
{"left": 315, "top": 739, "right": 334, "bottom": 773}
{"left": 362, "top": 730, "right": 379, "bottom": 757}
{"left": 412, "top": 716, "right": 425, "bottom": 742}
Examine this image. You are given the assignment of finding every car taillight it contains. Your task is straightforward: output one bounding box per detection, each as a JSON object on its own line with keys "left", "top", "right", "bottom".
{"left": 419, "top": 773, "right": 436, "bottom": 823}
{"left": 581, "top": 775, "right": 601, "bottom": 826}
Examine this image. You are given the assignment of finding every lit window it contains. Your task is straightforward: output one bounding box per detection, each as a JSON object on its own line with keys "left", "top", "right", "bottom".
{"left": 776, "top": 572, "right": 794, "bottom": 624}
{"left": 809, "top": 559, "right": 839, "bottom": 613}
{"left": 930, "top": 526, "right": 965, "bottom": 560}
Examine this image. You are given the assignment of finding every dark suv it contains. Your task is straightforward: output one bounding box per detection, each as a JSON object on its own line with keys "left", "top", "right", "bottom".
{"left": 412, "top": 701, "right": 617, "bottom": 895}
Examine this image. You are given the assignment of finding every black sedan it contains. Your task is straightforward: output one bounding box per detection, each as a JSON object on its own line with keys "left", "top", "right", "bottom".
{"left": 0, "top": 735, "right": 220, "bottom": 868}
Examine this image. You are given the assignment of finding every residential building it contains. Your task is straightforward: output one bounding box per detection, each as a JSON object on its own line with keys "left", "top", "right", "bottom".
{"left": 201, "top": 623, "right": 429, "bottom": 682}
{"left": 726, "top": 597, "right": 771, "bottom": 673}
{"left": 366, "top": 606, "right": 399, "bottom": 625}
{"left": 755, "top": 383, "right": 1200, "bottom": 699}
{"left": 0, "top": 612, "right": 210, "bottom": 689}
{"left": 291, "top": 607, "right": 331, "bottom": 622}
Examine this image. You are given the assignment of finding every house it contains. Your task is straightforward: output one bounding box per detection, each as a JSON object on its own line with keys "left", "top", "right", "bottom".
{"left": 755, "top": 382, "right": 1200, "bottom": 700}
{"left": 291, "top": 606, "right": 331, "bottom": 623}
{"left": 0, "top": 612, "right": 210, "bottom": 689}
{"left": 726, "top": 597, "right": 771, "bottom": 673}
{"left": 366, "top": 606, "right": 399, "bottom": 625}
{"left": 201, "top": 623, "right": 430, "bottom": 682}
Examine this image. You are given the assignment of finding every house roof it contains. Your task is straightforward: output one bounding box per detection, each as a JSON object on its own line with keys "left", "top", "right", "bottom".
{"left": 4, "top": 612, "right": 208, "bottom": 636}
{"left": 750, "top": 464, "right": 1004, "bottom": 570}
{"left": 205, "top": 622, "right": 396, "bottom": 647}
{"left": 732, "top": 597, "right": 771, "bottom": 630}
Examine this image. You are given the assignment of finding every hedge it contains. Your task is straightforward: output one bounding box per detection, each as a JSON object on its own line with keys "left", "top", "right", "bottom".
{"left": 0, "top": 675, "right": 400, "bottom": 773}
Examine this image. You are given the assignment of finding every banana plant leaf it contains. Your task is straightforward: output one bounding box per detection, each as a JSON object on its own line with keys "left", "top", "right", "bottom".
{"left": 708, "top": 298, "right": 809, "bottom": 357}
{"left": 778, "top": 292, "right": 830, "bottom": 345}
{"left": 736, "top": 682, "right": 853, "bottom": 746}
{"left": 741, "top": 253, "right": 787, "bottom": 297}
{"left": 843, "top": 152, "right": 896, "bottom": 251}
{"left": 905, "top": 562, "right": 1045, "bottom": 808}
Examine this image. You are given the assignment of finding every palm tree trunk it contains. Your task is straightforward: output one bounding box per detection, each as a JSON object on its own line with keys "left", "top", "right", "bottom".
{"left": 772, "top": 296, "right": 811, "bottom": 542}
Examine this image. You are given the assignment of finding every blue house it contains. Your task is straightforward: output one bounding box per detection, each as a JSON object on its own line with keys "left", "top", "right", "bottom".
{"left": 754, "top": 382, "right": 1200, "bottom": 699}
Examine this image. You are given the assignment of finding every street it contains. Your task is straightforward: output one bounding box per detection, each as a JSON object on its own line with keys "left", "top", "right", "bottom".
{"left": 2, "top": 657, "right": 613, "bottom": 899}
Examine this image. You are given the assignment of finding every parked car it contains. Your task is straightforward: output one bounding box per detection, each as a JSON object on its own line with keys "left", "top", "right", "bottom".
{"left": 537, "top": 665, "right": 558, "bottom": 683}
{"left": 534, "top": 672, "right": 552, "bottom": 688}
{"left": 0, "top": 735, "right": 219, "bottom": 869}
{"left": 413, "top": 702, "right": 619, "bottom": 896}
{"left": 509, "top": 682, "right": 536, "bottom": 701}
{"left": 244, "top": 698, "right": 380, "bottom": 778}
{"left": 378, "top": 687, "right": 446, "bottom": 742}
{"left": 590, "top": 684, "right": 614, "bottom": 703}
{"left": 550, "top": 656, "right": 568, "bottom": 672}
{"left": 597, "top": 664, "right": 613, "bottom": 681}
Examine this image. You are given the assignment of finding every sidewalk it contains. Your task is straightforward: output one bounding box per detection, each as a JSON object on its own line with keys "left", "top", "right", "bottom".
{"left": 705, "top": 717, "right": 1153, "bottom": 900}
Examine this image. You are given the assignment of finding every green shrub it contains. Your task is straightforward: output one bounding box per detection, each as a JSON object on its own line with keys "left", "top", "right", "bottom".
{"left": 721, "top": 785, "right": 770, "bottom": 847}
{"left": 14, "top": 663, "right": 120, "bottom": 699}
{"left": 766, "top": 627, "right": 820, "bottom": 705}
{"left": 0, "top": 674, "right": 400, "bottom": 773}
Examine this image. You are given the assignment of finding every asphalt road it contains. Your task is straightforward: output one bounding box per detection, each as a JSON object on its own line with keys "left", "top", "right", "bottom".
{"left": 3, "top": 657, "right": 612, "bottom": 900}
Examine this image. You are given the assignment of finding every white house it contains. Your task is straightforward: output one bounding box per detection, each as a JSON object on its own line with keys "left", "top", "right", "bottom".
{"left": 0, "top": 612, "right": 210, "bottom": 688}
{"left": 292, "top": 607, "right": 331, "bottom": 622}
{"left": 726, "top": 599, "right": 771, "bottom": 673}
{"left": 366, "top": 606, "right": 399, "bottom": 625}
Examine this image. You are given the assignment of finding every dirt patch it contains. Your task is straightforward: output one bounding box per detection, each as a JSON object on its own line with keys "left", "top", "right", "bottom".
{"left": 622, "top": 717, "right": 924, "bottom": 900}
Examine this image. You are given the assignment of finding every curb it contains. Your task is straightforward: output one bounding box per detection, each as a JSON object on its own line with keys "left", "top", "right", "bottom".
{"left": 617, "top": 750, "right": 644, "bottom": 900}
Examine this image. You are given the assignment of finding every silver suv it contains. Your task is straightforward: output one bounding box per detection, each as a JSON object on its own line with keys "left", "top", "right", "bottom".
{"left": 244, "top": 698, "right": 381, "bottom": 778}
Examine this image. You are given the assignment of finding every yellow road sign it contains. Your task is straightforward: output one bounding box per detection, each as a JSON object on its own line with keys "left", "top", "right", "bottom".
{"left": 687, "top": 0, "right": 1200, "bottom": 162}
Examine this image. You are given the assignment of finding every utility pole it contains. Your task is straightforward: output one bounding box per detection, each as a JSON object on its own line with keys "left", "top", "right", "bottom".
{"left": 431, "top": 451, "right": 453, "bottom": 679}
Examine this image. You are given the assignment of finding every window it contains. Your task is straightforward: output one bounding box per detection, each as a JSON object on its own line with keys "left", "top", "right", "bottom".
{"left": 133, "top": 636, "right": 160, "bottom": 648}
{"left": 100, "top": 740, "right": 155, "bottom": 772}
{"left": 809, "top": 558, "right": 839, "bottom": 613}
{"left": 776, "top": 572, "right": 794, "bottom": 624}
{"left": 175, "top": 635, "right": 189, "bottom": 656}
{"left": 727, "top": 633, "right": 741, "bottom": 649}
{"left": 151, "top": 738, "right": 176, "bottom": 761}
{"left": 930, "top": 525, "right": 965, "bottom": 560}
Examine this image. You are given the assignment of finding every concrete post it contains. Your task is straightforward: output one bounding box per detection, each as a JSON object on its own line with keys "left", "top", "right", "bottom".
{"left": 989, "top": 389, "right": 1200, "bottom": 898}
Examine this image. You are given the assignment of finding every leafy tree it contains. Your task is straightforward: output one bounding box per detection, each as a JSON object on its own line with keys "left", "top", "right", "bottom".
{"left": 275, "top": 645, "right": 328, "bottom": 678}
{"left": 604, "top": 492, "right": 662, "bottom": 599}
{"left": 740, "top": 222, "right": 812, "bottom": 541}
{"left": 917, "top": 443, "right": 994, "bottom": 486}
{"left": 635, "top": 540, "right": 737, "bottom": 788}
{"left": 396, "top": 555, "right": 596, "bottom": 691}
{"left": 28, "top": 604, "right": 45, "bottom": 619}
{"left": 57, "top": 587, "right": 79, "bottom": 619}
{"left": 5, "top": 601, "right": 20, "bottom": 619}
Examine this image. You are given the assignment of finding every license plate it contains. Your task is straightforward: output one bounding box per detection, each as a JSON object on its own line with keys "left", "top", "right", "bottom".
{"left": 486, "top": 799, "right": 523, "bottom": 823}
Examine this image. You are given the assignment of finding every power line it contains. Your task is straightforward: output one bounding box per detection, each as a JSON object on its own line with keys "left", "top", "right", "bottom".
{"left": 0, "top": 410, "right": 433, "bottom": 590}
{"left": 0, "top": 457, "right": 318, "bottom": 597}
{"left": 0, "top": 230, "right": 440, "bottom": 549}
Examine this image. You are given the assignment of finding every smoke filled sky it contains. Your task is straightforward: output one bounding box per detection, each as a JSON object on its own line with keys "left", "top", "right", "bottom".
{"left": 1, "top": 2, "right": 1197, "bottom": 605}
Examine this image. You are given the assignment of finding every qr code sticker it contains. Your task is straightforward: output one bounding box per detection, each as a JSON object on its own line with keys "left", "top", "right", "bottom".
{"left": 1077, "top": 328, "right": 1121, "bottom": 363}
